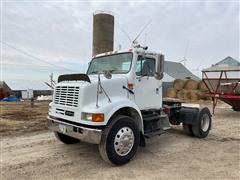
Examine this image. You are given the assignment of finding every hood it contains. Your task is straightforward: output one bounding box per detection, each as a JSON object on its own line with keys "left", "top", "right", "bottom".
{"left": 78, "top": 74, "right": 129, "bottom": 109}
{"left": 54, "top": 73, "right": 129, "bottom": 109}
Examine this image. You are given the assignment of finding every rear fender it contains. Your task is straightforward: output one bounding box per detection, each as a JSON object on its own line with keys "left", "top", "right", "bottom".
{"left": 177, "top": 107, "right": 200, "bottom": 125}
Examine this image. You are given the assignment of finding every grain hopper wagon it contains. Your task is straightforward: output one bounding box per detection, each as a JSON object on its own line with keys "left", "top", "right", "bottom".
{"left": 202, "top": 63, "right": 240, "bottom": 113}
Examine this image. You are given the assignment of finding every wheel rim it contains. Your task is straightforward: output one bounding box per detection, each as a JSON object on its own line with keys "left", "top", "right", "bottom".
{"left": 114, "top": 127, "right": 134, "bottom": 156}
{"left": 201, "top": 114, "right": 210, "bottom": 132}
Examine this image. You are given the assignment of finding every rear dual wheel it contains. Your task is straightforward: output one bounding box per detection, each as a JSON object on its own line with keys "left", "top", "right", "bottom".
{"left": 182, "top": 107, "right": 211, "bottom": 138}
{"left": 183, "top": 124, "right": 194, "bottom": 136}
{"left": 99, "top": 115, "right": 140, "bottom": 165}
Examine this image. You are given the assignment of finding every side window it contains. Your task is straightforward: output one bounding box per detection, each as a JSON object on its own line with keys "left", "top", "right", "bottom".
{"left": 135, "top": 56, "right": 155, "bottom": 76}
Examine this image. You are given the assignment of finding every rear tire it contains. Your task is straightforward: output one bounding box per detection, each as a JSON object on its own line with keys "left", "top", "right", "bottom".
{"left": 191, "top": 108, "right": 211, "bottom": 138}
{"left": 54, "top": 131, "right": 79, "bottom": 144}
{"left": 99, "top": 115, "right": 140, "bottom": 165}
{"left": 182, "top": 123, "right": 194, "bottom": 136}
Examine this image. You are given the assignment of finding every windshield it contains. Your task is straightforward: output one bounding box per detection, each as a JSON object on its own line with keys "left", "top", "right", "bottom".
{"left": 87, "top": 52, "right": 133, "bottom": 75}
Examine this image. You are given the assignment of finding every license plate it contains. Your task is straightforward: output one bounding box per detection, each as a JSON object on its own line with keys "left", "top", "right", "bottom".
{"left": 59, "top": 124, "right": 67, "bottom": 133}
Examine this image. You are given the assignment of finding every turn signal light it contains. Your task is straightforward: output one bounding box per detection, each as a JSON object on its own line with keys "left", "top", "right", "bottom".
{"left": 92, "top": 113, "right": 104, "bottom": 122}
{"left": 128, "top": 83, "right": 134, "bottom": 89}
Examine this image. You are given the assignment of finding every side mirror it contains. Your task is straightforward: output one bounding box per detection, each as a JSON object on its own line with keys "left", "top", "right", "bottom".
{"left": 155, "top": 54, "right": 164, "bottom": 80}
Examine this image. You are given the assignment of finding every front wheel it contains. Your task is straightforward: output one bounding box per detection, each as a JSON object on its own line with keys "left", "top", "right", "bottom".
{"left": 191, "top": 107, "right": 212, "bottom": 138}
{"left": 99, "top": 115, "right": 140, "bottom": 165}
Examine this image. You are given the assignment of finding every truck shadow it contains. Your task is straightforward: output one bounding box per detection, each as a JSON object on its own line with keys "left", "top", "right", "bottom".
{"left": 167, "top": 127, "right": 187, "bottom": 136}
{"left": 53, "top": 126, "right": 194, "bottom": 170}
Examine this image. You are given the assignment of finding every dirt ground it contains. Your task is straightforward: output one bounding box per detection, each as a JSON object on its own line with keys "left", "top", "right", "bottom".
{"left": 0, "top": 101, "right": 49, "bottom": 136}
{"left": 1, "top": 101, "right": 240, "bottom": 180}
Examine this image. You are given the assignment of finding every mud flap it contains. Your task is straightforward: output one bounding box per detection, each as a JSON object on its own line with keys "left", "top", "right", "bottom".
{"left": 159, "top": 114, "right": 171, "bottom": 130}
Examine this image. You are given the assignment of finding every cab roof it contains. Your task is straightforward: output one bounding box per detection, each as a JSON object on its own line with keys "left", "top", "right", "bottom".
{"left": 93, "top": 48, "right": 160, "bottom": 58}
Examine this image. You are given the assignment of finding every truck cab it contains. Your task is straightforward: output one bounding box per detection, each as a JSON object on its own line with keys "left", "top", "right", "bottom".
{"left": 48, "top": 46, "right": 212, "bottom": 165}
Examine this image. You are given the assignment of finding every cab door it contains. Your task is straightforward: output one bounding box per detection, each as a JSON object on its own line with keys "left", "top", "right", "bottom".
{"left": 134, "top": 56, "right": 162, "bottom": 110}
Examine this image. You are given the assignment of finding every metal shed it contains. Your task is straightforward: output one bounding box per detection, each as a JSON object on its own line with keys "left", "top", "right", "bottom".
{"left": 0, "top": 81, "right": 11, "bottom": 93}
{"left": 164, "top": 61, "right": 200, "bottom": 81}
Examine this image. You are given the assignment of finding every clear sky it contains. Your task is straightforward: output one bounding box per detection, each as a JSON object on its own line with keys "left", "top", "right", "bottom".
{"left": 1, "top": 0, "right": 239, "bottom": 83}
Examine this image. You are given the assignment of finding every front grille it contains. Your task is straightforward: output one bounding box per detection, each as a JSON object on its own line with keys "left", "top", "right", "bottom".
{"left": 54, "top": 86, "right": 80, "bottom": 107}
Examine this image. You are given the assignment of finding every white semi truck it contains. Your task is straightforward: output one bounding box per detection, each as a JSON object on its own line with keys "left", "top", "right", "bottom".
{"left": 48, "top": 45, "right": 212, "bottom": 165}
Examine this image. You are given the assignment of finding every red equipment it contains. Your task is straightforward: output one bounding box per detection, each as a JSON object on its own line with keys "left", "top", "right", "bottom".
{"left": 202, "top": 66, "right": 240, "bottom": 114}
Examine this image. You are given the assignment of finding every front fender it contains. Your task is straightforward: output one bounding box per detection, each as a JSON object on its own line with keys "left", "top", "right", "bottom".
{"left": 105, "top": 100, "right": 143, "bottom": 131}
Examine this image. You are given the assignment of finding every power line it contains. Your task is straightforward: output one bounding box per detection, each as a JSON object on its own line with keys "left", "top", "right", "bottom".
{"left": 1, "top": 41, "right": 77, "bottom": 72}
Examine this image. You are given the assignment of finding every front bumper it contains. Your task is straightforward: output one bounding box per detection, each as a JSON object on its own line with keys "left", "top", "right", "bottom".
{"left": 48, "top": 116, "right": 102, "bottom": 144}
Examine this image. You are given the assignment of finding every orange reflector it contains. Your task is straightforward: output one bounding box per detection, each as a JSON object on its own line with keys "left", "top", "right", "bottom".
{"left": 128, "top": 48, "right": 133, "bottom": 52}
{"left": 92, "top": 114, "right": 104, "bottom": 122}
{"left": 128, "top": 83, "right": 134, "bottom": 89}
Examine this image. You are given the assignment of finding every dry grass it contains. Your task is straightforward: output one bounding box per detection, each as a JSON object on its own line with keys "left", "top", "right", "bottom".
{"left": 0, "top": 100, "right": 50, "bottom": 136}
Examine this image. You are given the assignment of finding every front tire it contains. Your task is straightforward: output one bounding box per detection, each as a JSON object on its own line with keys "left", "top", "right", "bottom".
{"left": 99, "top": 115, "right": 140, "bottom": 165}
{"left": 191, "top": 107, "right": 212, "bottom": 138}
{"left": 54, "top": 131, "right": 79, "bottom": 144}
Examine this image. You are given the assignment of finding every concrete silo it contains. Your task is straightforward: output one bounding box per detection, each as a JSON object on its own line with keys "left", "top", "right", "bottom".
{"left": 92, "top": 11, "right": 114, "bottom": 56}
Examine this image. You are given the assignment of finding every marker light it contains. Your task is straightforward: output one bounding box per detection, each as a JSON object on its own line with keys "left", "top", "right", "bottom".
{"left": 128, "top": 83, "right": 134, "bottom": 89}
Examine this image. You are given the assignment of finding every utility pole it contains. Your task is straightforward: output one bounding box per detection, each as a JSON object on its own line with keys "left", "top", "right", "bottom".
{"left": 50, "top": 73, "right": 53, "bottom": 88}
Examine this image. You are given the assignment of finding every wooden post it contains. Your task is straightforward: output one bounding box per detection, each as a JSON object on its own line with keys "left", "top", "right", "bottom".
{"left": 30, "top": 98, "right": 34, "bottom": 108}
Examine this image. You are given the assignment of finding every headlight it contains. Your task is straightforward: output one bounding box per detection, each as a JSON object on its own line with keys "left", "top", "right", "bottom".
{"left": 85, "top": 113, "right": 92, "bottom": 121}
{"left": 82, "top": 113, "right": 104, "bottom": 122}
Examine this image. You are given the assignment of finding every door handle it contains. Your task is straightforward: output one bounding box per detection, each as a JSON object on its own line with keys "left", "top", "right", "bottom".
{"left": 156, "top": 88, "right": 159, "bottom": 94}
